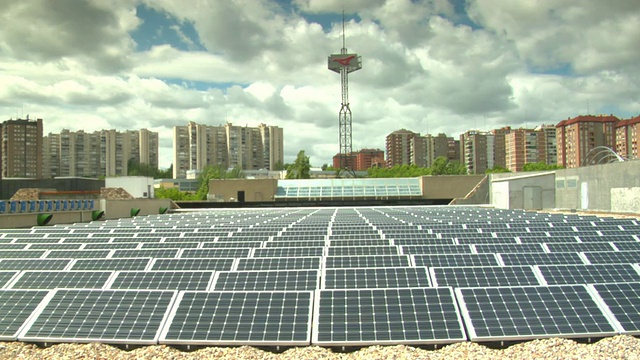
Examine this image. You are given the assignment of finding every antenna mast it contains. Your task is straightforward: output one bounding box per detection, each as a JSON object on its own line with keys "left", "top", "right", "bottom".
{"left": 328, "top": 11, "right": 362, "bottom": 173}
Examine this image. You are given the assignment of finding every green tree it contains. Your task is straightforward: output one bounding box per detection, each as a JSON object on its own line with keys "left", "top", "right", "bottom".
{"left": 195, "top": 165, "right": 227, "bottom": 200}
{"left": 522, "top": 161, "right": 564, "bottom": 172}
{"left": 286, "top": 150, "right": 311, "bottom": 179}
{"left": 486, "top": 165, "right": 511, "bottom": 174}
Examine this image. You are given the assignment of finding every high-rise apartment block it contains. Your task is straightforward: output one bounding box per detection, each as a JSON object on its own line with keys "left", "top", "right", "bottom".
{"left": 424, "top": 133, "right": 460, "bottom": 167}
{"left": 615, "top": 115, "right": 640, "bottom": 160}
{"left": 1, "top": 118, "right": 43, "bottom": 179}
{"left": 556, "top": 115, "right": 619, "bottom": 168}
{"left": 332, "top": 149, "right": 384, "bottom": 170}
{"left": 43, "top": 129, "right": 158, "bottom": 178}
{"left": 505, "top": 128, "right": 547, "bottom": 172}
{"left": 173, "top": 122, "right": 283, "bottom": 179}
{"left": 385, "top": 129, "right": 422, "bottom": 167}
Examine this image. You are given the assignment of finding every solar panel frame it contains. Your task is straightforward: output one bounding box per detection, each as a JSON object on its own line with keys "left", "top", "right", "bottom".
{"left": 322, "top": 267, "right": 431, "bottom": 289}
{"left": 536, "top": 263, "right": 640, "bottom": 285}
{"left": 413, "top": 253, "right": 500, "bottom": 267}
{"left": 107, "top": 270, "right": 215, "bottom": 291}
{"left": 313, "top": 287, "right": 466, "bottom": 346}
{"left": 589, "top": 282, "right": 640, "bottom": 335}
{"left": 499, "top": 252, "right": 587, "bottom": 266}
{"left": 159, "top": 290, "right": 314, "bottom": 346}
{"left": 149, "top": 258, "right": 236, "bottom": 271}
{"left": 0, "top": 289, "right": 51, "bottom": 341}
{"left": 212, "top": 269, "right": 320, "bottom": 291}
{"left": 7, "top": 270, "right": 113, "bottom": 290}
{"left": 235, "top": 257, "right": 322, "bottom": 271}
{"left": 430, "top": 266, "right": 543, "bottom": 288}
{"left": 455, "top": 285, "right": 619, "bottom": 342}
{"left": 18, "top": 289, "right": 178, "bottom": 345}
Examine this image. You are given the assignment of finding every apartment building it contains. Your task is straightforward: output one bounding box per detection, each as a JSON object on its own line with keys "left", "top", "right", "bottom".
{"left": 424, "top": 133, "right": 460, "bottom": 167}
{"left": 1, "top": 118, "right": 43, "bottom": 179}
{"left": 43, "top": 128, "right": 158, "bottom": 178}
{"left": 332, "top": 149, "right": 384, "bottom": 171}
{"left": 615, "top": 115, "right": 640, "bottom": 160}
{"left": 556, "top": 115, "right": 619, "bottom": 168}
{"left": 386, "top": 129, "right": 422, "bottom": 167}
{"left": 505, "top": 128, "right": 546, "bottom": 172}
{"left": 173, "top": 122, "right": 283, "bottom": 179}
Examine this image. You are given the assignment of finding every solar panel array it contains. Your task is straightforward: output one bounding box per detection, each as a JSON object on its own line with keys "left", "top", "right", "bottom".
{"left": 1, "top": 206, "right": 639, "bottom": 346}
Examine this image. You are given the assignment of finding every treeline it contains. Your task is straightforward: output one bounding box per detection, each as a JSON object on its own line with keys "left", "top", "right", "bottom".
{"left": 155, "top": 165, "right": 245, "bottom": 201}
{"left": 367, "top": 157, "right": 467, "bottom": 177}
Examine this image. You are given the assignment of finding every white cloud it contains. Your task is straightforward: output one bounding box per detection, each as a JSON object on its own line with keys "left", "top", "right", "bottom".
{"left": 1, "top": 0, "right": 638, "bottom": 171}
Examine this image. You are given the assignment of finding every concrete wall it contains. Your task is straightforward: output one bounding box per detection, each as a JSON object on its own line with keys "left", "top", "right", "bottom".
{"left": 101, "top": 198, "right": 173, "bottom": 220}
{"left": 556, "top": 160, "right": 640, "bottom": 213}
{"left": 208, "top": 179, "right": 278, "bottom": 202}
{"left": 490, "top": 172, "right": 556, "bottom": 210}
{"left": 450, "top": 175, "right": 490, "bottom": 205}
{"left": 420, "top": 175, "right": 486, "bottom": 199}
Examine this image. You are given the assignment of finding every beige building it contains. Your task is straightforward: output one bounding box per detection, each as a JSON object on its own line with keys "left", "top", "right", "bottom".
{"left": 43, "top": 128, "right": 158, "bottom": 178}
{"left": 173, "top": 121, "right": 284, "bottom": 179}
{"left": 1, "top": 118, "right": 43, "bottom": 179}
{"left": 386, "top": 129, "right": 423, "bottom": 167}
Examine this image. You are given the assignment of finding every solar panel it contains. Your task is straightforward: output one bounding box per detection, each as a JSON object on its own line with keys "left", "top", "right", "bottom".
{"left": 589, "top": 282, "right": 640, "bottom": 334}
{"left": 252, "top": 247, "right": 325, "bottom": 258}
{"left": 212, "top": 270, "right": 319, "bottom": 291}
{"left": 323, "top": 267, "right": 430, "bottom": 289}
{"left": 140, "top": 242, "right": 200, "bottom": 249}
{"left": 613, "top": 241, "right": 640, "bottom": 251}
{"left": 413, "top": 253, "right": 499, "bottom": 267}
{"left": 313, "top": 287, "right": 466, "bottom": 345}
{"left": 112, "top": 249, "right": 180, "bottom": 258}
{"left": 82, "top": 242, "right": 140, "bottom": 250}
{"left": 235, "top": 257, "right": 321, "bottom": 271}
{"left": 160, "top": 291, "right": 313, "bottom": 345}
{"left": 70, "top": 258, "right": 151, "bottom": 271}
{"left": 18, "top": 289, "right": 177, "bottom": 344}
{"left": 150, "top": 258, "right": 235, "bottom": 271}
{"left": 108, "top": 271, "right": 214, "bottom": 291}
{"left": 8, "top": 270, "right": 112, "bottom": 290}
{"left": 324, "top": 255, "right": 411, "bottom": 269}
{"left": 46, "top": 250, "right": 112, "bottom": 259}
{"left": 456, "top": 285, "right": 618, "bottom": 341}
{"left": 475, "top": 244, "right": 546, "bottom": 254}
{"left": 546, "top": 242, "right": 616, "bottom": 253}
{"left": 582, "top": 250, "right": 640, "bottom": 264}
{"left": 499, "top": 252, "right": 586, "bottom": 266}
{"left": 202, "top": 241, "right": 264, "bottom": 248}
{"left": 0, "top": 258, "right": 71, "bottom": 272}
{"left": 536, "top": 263, "right": 640, "bottom": 285}
{"left": 400, "top": 244, "right": 473, "bottom": 255}
{"left": 430, "top": 266, "right": 542, "bottom": 288}
{"left": 180, "top": 248, "right": 251, "bottom": 258}
{"left": 0, "top": 271, "right": 20, "bottom": 287}
{"left": 0, "top": 290, "right": 50, "bottom": 341}
{"left": 263, "top": 240, "right": 326, "bottom": 248}
{"left": 0, "top": 250, "right": 46, "bottom": 259}
{"left": 327, "top": 246, "right": 398, "bottom": 256}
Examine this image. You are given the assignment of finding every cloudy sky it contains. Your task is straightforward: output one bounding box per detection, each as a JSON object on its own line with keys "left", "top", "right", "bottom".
{"left": 2, "top": 0, "right": 639, "bottom": 169}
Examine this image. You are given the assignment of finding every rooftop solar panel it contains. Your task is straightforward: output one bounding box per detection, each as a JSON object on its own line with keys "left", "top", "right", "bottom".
{"left": 212, "top": 270, "right": 319, "bottom": 291}
{"left": 582, "top": 250, "right": 640, "bottom": 264}
{"left": 149, "top": 258, "right": 235, "bottom": 271}
{"left": 8, "top": 271, "right": 112, "bottom": 290}
{"left": 235, "top": 257, "right": 321, "bottom": 271}
{"left": 323, "top": 267, "right": 430, "bottom": 289}
{"left": 45, "top": 250, "right": 112, "bottom": 259}
{"left": 536, "top": 263, "right": 640, "bottom": 285}
{"left": 327, "top": 246, "right": 398, "bottom": 256}
{"left": 546, "top": 242, "right": 616, "bottom": 253}
{"left": 0, "top": 250, "right": 46, "bottom": 259}
{"left": 313, "top": 287, "right": 466, "bottom": 345}
{"left": 0, "top": 244, "right": 29, "bottom": 250}
{"left": 252, "top": 247, "right": 325, "bottom": 258}
{"left": 108, "top": 271, "right": 214, "bottom": 291}
{"left": 613, "top": 241, "right": 640, "bottom": 251}
{"left": 160, "top": 291, "right": 313, "bottom": 346}
{"left": 180, "top": 248, "right": 251, "bottom": 258}
{"left": 430, "top": 266, "right": 542, "bottom": 288}
{"left": 0, "top": 259, "right": 71, "bottom": 271}
{"left": 456, "top": 285, "right": 618, "bottom": 342}
{"left": 70, "top": 258, "right": 151, "bottom": 271}
{"left": 18, "top": 289, "right": 177, "bottom": 344}
{"left": 400, "top": 244, "right": 472, "bottom": 255}
{"left": 0, "top": 290, "right": 50, "bottom": 341}
{"left": 112, "top": 249, "right": 180, "bottom": 258}
{"left": 589, "top": 282, "right": 640, "bottom": 335}
{"left": 324, "top": 255, "right": 411, "bottom": 269}
{"left": 474, "top": 244, "right": 546, "bottom": 254}
{"left": 413, "top": 253, "right": 499, "bottom": 267}
{"left": 499, "top": 252, "right": 586, "bottom": 266}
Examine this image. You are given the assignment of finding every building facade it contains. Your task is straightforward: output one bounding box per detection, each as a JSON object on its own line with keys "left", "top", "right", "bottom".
{"left": 556, "top": 115, "right": 619, "bottom": 168}
{"left": 43, "top": 128, "right": 158, "bottom": 178}
{"left": 1, "top": 118, "right": 43, "bottom": 179}
{"left": 505, "top": 128, "right": 546, "bottom": 172}
{"left": 386, "top": 129, "right": 422, "bottom": 167}
{"left": 332, "top": 149, "right": 384, "bottom": 171}
{"left": 173, "top": 122, "right": 283, "bottom": 179}
{"left": 615, "top": 115, "right": 640, "bottom": 160}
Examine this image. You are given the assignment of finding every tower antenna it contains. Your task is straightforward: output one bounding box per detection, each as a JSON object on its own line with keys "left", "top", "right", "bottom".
{"left": 328, "top": 10, "right": 362, "bottom": 174}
